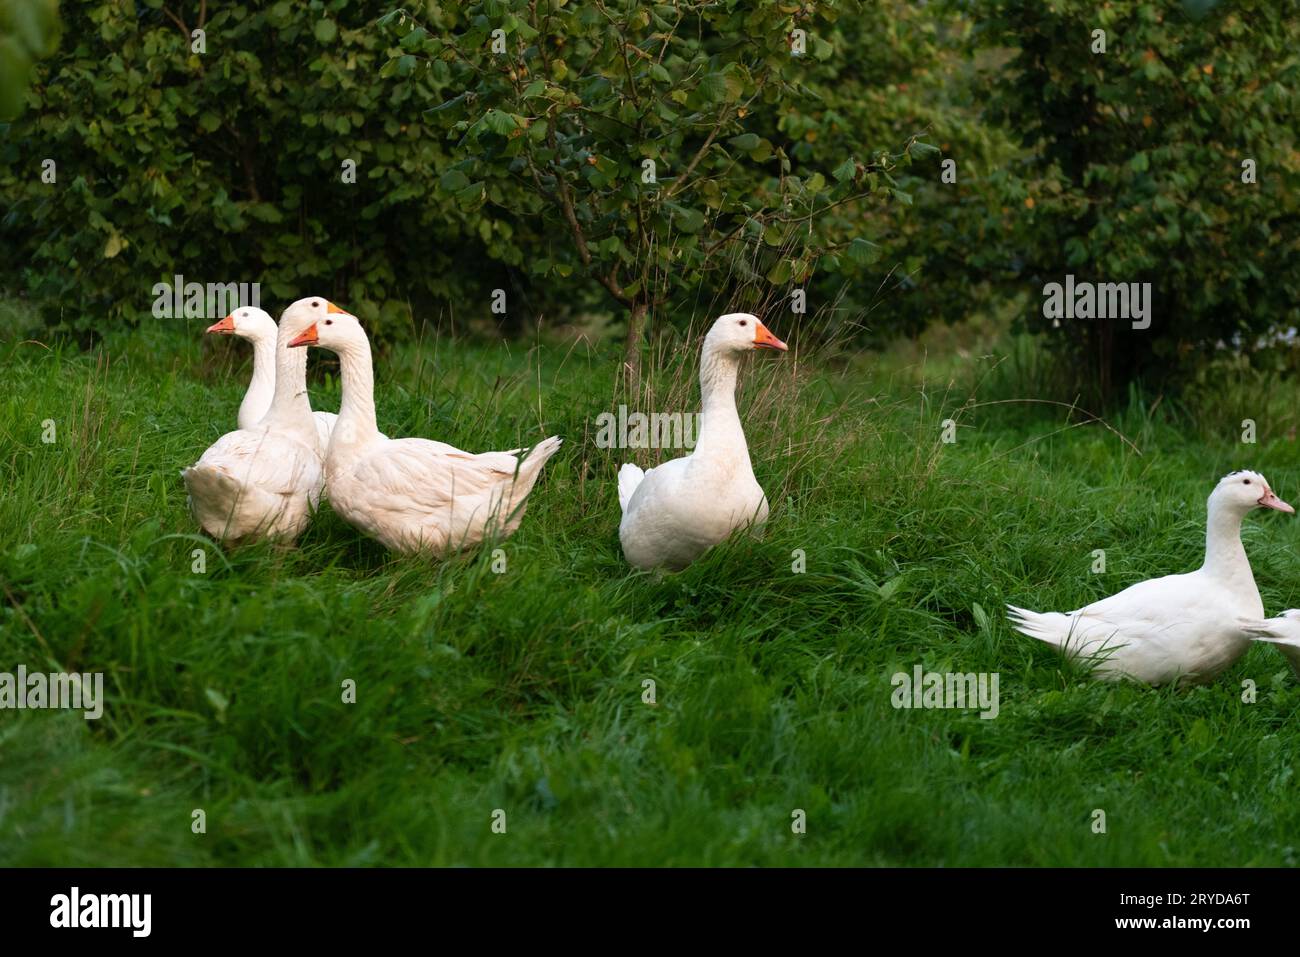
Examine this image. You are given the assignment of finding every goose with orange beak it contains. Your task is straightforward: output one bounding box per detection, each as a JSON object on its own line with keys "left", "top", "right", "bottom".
{"left": 285, "top": 306, "right": 563, "bottom": 556}
{"left": 204, "top": 309, "right": 278, "bottom": 434}
{"left": 1009, "top": 470, "right": 1294, "bottom": 686}
{"left": 180, "top": 297, "right": 337, "bottom": 542}
{"left": 202, "top": 306, "right": 340, "bottom": 450}
{"left": 617, "top": 312, "right": 788, "bottom": 571}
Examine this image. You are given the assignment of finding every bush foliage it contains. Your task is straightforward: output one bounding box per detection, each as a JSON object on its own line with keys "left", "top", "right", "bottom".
{"left": 2, "top": 1, "right": 492, "bottom": 334}
{"left": 2, "top": 0, "right": 1299, "bottom": 402}
{"left": 964, "top": 0, "right": 1300, "bottom": 396}
{"left": 379, "top": 0, "right": 942, "bottom": 379}
{"left": 3, "top": 0, "right": 943, "bottom": 345}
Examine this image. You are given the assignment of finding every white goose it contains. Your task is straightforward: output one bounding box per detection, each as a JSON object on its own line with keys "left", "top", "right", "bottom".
{"left": 205, "top": 306, "right": 338, "bottom": 452}
{"left": 287, "top": 309, "right": 562, "bottom": 556}
{"left": 617, "top": 312, "right": 788, "bottom": 571}
{"left": 181, "top": 298, "right": 334, "bottom": 542}
{"left": 1008, "top": 470, "right": 1293, "bottom": 686}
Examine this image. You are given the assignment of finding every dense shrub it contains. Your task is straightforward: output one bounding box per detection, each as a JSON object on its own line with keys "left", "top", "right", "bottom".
{"left": 963, "top": 0, "right": 1300, "bottom": 398}
{"left": 3, "top": 0, "right": 969, "bottom": 356}
{"left": 0, "top": 0, "right": 508, "bottom": 337}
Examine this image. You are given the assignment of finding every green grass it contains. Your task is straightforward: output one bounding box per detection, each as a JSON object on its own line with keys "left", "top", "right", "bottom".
{"left": 3, "top": 318, "right": 1300, "bottom": 867}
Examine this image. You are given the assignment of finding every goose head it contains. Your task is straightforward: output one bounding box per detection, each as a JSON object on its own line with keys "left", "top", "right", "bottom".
{"left": 1211, "top": 470, "right": 1293, "bottom": 515}
{"left": 286, "top": 302, "right": 363, "bottom": 354}
{"left": 704, "top": 313, "right": 788, "bottom": 356}
{"left": 279, "top": 297, "right": 352, "bottom": 346}
{"left": 205, "top": 306, "right": 276, "bottom": 343}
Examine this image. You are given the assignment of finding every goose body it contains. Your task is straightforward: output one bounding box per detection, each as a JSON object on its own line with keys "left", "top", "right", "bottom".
{"left": 1008, "top": 471, "right": 1293, "bottom": 686}
{"left": 206, "top": 305, "right": 340, "bottom": 453}
{"left": 618, "top": 313, "right": 788, "bottom": 571}
{"left": 288, "top": 311, "right": 561, "bottom": 556}
{"left": 181, "top": 298, "right": 335, "bottom": 542}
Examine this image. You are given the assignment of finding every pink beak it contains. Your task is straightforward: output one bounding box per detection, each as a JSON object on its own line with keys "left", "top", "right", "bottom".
{"left": 1259, "top": 489, "right": 1295, "bottom": 513}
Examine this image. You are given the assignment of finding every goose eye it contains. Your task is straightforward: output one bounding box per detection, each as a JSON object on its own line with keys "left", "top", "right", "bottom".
{"left": 311, "top": 300, "right": 320, "bottom": 308}
{"left": 739, "top": 320, "right": 748, "bottom": 327}
{"left": 325, "top": 319, "right": 333, "bottom": 325}
{"left": 1244, "top": 479, "right": 1251, "bottom": 485}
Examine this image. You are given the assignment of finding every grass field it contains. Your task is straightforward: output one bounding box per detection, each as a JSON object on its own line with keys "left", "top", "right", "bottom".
{"left": 3, "top": 315, "right": 1300, "bottom": 867}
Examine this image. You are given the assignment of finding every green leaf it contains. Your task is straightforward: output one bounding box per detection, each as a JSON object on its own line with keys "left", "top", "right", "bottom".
{"left": 426, "top": 92, "right": 468, "bottom": 114}
{"left": 314, "top": 20, "right": 338, "bottom": 43}
{"left": 832, "top": 157, "right": 857, "bottom": 183}
{"left": 765, "top": 259, "right": 792, "bottom": 284}
{"left": 440, "top": 169, "right": 470, "bottom": 192}
{"left": 843, "top": 237, "right": 881, "bottom": 265}
{"left": 483, "top": 110, "right": 518, "bottom": 136}
{"left": 668, "top": 204, "right": 705, "bottom": 233}
{"left": 728, "top": 133, "right": 761, "bottom": 152}
{"left": 699, "top": 72, "right": 728, "bottom": 103}
{"left": 399, "top": 27, "right": 428, "bottom": 50}
{"left": 246, "top": 204, "right": 285, "bottom": 224}
{"left": 455, "top": 181, "right": 485, "bottom": 205}
{"left": 722, "top": 70, "right": 746, "bottom": 101}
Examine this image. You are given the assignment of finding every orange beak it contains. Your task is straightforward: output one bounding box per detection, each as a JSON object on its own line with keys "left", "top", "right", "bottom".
{"left": 287, "top": 323, "right": 319, "bottom": 348}
{"left": 753, "top": 320, "right": 788, "bottom": 352}
{"left": 326, "top": 301, "right": 350, "bottom": 315}
{"left": 206, "top": 314, "right": 236, "bottom": 334}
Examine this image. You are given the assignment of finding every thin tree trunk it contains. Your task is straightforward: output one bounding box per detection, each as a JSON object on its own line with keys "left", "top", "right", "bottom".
{"left": 622, "top": 300, "right": 649, "bottom": 395}
{"left": 1099, "top": 318, "right": 1113, "bottom": 402}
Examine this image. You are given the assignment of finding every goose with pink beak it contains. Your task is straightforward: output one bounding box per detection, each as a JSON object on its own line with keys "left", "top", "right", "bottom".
{"left": 1008, "top": 470, "right": 1292, "bottom": 686}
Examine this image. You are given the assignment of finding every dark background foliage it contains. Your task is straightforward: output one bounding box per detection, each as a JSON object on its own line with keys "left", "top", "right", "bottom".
{"left": 2, "top": 0, "right": 1298, "bottom": 401}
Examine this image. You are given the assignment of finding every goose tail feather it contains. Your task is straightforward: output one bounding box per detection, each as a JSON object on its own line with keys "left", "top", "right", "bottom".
{"left": 1006, "top": 603, "right": 1073, "bottom": 649}
{"left": 617, "top": 463, "right": 645, "bottom": 513}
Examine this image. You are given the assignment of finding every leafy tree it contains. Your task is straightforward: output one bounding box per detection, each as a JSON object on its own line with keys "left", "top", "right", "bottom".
{"left": 382, "top": 0, "right": 922, "bottom": 390}
{"left": 760, "top": 3, "right": 1013, "bottom": 343}
{"left": 964, "top": 0, "right": 1300, "bottom": 399}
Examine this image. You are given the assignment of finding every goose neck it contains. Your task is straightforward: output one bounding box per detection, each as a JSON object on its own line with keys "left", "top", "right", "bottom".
{"left": 1202, "top": 499, "right": 1252, "bottom": 583}
{"left": 239, "top": 334, "right": 277, "bottom": 427}
{"left": 693, "top": 346, "right": 748, "bottom": 465}
{"left": 261, "top": 331, "right": 314, "bottom": 433}
{"left": 329, "top": 337, "right": 381, "bottom": 469}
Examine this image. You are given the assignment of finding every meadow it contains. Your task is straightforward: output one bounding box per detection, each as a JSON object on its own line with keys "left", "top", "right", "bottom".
{"left": 3, "top": 312, "right": 1300, "bottom": 867}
